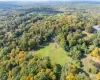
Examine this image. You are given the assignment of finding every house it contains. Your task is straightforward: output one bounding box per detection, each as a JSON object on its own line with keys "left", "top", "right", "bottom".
{"left": 93, "top": 25, "right": 100, "bottom": 32}
{"left": 51, "top": 37, "right": 56, "bottom": 42}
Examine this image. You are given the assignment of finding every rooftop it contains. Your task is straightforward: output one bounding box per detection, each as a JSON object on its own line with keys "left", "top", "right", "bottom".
{"left": 93, "top": 25, "right": 100, "bottom": 31}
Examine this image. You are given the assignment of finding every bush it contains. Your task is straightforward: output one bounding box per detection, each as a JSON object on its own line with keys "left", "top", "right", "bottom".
{"left": 88, "top": 68, "right": 91, "bottom": 73}
{"left": 91, "top": 68, "right": 98, "bottom": 74}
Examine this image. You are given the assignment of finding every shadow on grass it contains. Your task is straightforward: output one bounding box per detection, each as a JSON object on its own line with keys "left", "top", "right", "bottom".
{"left": 80, "top": 61, "right": 84, "bottom": 68}
{"left": 81, "top": 54, "right": 87, "bottom": 59}
{"left": 80, "top": 52, "right": 87, "bottom": 59}
{"left": 78, "top": 68, "right": 90, "bottom": 79}
{"left": 34, "top": 42, "right": 50, "bottom": 51}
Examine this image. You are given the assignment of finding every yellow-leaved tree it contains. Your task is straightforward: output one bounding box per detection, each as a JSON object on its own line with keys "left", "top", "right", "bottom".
{"left": 66, "top": 64, "right": 77, "bottom": 80}
{"left": 66, "top": 73, "right": 76, "bottom": 80}
{"left": 96, "top": 72, "right": 100, "bottom": 80}
{"left": 20, "top": 74, "right": 34, "bottom": 80}
{"left": 91, "top": 48, "right": 99, "bottom": 58}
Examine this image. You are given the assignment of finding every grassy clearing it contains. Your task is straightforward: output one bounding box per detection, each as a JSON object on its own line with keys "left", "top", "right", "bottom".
{"left": 33, "top": 42, "right": 96, "bottom": 78}
{"left": 34, "top": 42, "right": 71, "bottom": 66}
{"left": 81, "top": 54, "right": 94, "bottom": 70}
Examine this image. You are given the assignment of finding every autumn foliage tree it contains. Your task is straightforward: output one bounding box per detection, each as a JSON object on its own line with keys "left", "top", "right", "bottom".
{"left": 66, "top": 73, "right": 76, "bottom": 80}
{"left": 96, "top": 72, "right": 100, "bottom": 80}
{"left": 91, "top": 48, "right": 99, "bottom": 58}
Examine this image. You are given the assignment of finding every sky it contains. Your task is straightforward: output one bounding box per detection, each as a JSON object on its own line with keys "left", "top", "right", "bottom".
{"left": 0, "top": 0, "right": 100, "bottom": 1}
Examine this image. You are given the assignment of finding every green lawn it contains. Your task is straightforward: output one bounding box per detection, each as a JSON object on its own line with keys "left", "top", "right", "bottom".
{"left": 34, "top": 42, "right": 71, "bottom": 66}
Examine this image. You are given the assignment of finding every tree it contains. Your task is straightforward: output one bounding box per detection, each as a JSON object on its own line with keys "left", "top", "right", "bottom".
{"left": 91, "top": 48, "right": 99, "bottom": 58}
{"left": 96, "top": 72, "right": 100, "bottom": 80}
{"left": 85, "top": 23, "right": 93, "bottom": 33}
{"left": 56, "top": 34, "right": 66, "bottom": 49}
{"left": 28, "top": 39, "right": 36, "bottom": 50}
{"left": 10, "top": 48, "right": 16, "bottom": 58}
{"left": 20, "top": 76, "right": 27, "bottom": 80}
{"left": 0, "top": 67, "right": 8, "bottom": 80}
{"left": 66, "top": 73, "right": 76, "bottom": 80}
{"left": 34, "top": 72, "right": 50, "bottom": 80}
{"left": 1, "top": 47, "right": 9, "bottom": 55}
{"left": 70, "top": 47, "right": 81, "bottom": 60}
{"left": 18, "top": 51, "right": 25, "bottom": 59}
{"left": 60, "top": 63, "right": 77, "bottom": 80}
{"left": 53, "top": 64, "right": 62, "bottom": 79}
{"left": 93, "top": 39, "right": 99, "bottom": 47}
{"left": 20, "top": 34, "right": 28, "bottom": 51}
{"left": 76, "top": 72, "right": 90, "bottom": 80}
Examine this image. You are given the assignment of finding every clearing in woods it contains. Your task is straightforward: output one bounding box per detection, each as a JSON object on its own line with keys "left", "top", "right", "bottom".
{"left": 34, "top": 42, "right": 71, "bottom": 66}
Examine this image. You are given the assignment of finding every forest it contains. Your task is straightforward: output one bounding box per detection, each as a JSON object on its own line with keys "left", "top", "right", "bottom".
{"left": 0, "top": 1, "right": 100, "bottom": 80}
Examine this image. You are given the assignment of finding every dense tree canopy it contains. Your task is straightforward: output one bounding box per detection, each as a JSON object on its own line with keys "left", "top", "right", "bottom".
{"left": 0, "top": 1, "right": 100, "bottom": 80}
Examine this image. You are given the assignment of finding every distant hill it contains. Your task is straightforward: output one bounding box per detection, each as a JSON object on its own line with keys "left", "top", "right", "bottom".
{"left": 0, "top": 2, "right": 20, "bottom": 9}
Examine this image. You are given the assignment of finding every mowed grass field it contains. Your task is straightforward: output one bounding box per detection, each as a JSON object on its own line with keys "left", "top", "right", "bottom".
{"left": 34, "top": 42, "right": 71, "bottom": 66}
